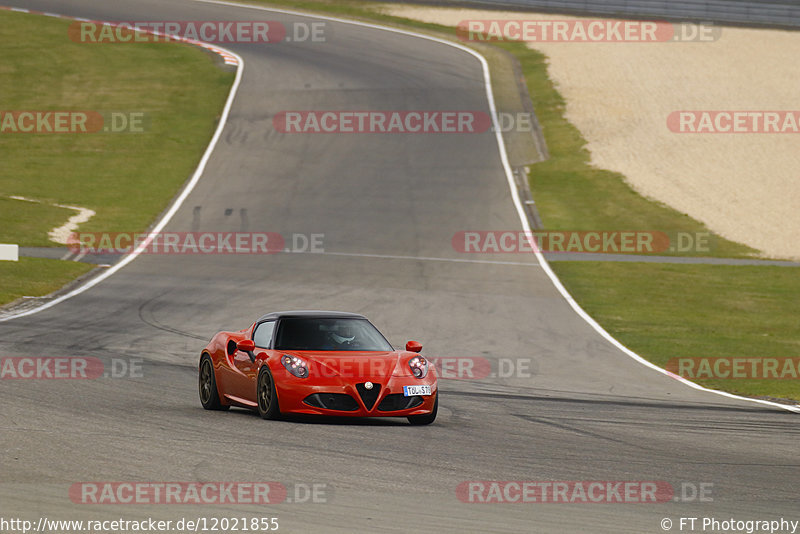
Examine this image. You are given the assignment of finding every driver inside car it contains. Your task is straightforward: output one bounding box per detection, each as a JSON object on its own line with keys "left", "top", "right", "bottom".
{"left": 327, "top": 324, "right": 356, "bottom": 349}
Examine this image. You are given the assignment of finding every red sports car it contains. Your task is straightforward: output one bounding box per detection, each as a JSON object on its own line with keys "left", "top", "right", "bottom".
{"left": 199, "top": 311, "right": 438, "bottom": 424}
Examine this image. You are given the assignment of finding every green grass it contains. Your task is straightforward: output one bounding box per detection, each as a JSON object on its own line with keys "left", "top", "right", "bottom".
{"left": 0, "top": 258, "right": 93, "bottom": 305}
{"left": 0, "top": 10, "right": 234, "bottom": 306}
{"left": 0, "top": 198, "right": 76, "bottom": 247}
{"left": 553, "top": 263, "right": 800, "bottom": 400}
{"left": 0, "top": 10, "right": 233, "bottom": 236}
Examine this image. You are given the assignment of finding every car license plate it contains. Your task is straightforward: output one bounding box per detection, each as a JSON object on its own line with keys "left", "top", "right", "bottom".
{"left": 403, "top": 385, "right": 431, "bottom": 396}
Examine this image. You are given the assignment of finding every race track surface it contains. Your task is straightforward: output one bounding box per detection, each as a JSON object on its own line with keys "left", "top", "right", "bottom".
{"left": 1, "top": 1, "right": 797, "bottom": 533}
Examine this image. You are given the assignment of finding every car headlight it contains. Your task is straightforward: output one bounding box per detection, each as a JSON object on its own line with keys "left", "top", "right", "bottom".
{"left": 282, "top": 354, "right": 309, "bottom": 378}
{"left": 408, "top": 356, "right": 428, "bottom": 379}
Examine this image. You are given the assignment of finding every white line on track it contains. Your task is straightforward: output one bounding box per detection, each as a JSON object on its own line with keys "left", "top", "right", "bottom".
{"left": 2, "top": 2, "right": 797, "bottom": 413}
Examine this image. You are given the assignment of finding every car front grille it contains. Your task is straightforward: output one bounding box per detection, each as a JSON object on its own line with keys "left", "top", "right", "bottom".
{"left": 355, "top": 382, "right": 381, "bottom": 410}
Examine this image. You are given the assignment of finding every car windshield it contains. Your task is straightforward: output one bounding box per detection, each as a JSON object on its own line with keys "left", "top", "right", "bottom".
{"left": 274, "top": 317, "right": 394, "bottom": 351}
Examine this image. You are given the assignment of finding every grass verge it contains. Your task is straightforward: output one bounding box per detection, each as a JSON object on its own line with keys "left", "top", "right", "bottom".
{"left": 0, "top": 198, "right": 76, "bottom": 247}
{"left": 0, "top": 9, "right": 234, "bottom": 306}
{"left": 0, "top": 258, "right": 93, "bottom": 306}
{"left": 553, "top": 262, "right": 800, "bottom": 400}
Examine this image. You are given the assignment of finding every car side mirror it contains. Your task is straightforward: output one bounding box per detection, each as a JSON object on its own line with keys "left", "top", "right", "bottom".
{"left": 237, "top": 339, "right": 256, "bottom": 352}
{"left": 406, "top": 340, "right": 422, "bottom": 353}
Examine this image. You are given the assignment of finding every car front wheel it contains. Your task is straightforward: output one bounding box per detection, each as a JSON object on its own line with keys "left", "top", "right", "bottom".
{"left": 257, "top": 366, "right": 280, "bottom": 420}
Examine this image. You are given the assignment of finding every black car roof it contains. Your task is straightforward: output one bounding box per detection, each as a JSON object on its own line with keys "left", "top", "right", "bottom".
{"left": 256, "top": 310, "right": 367, "bottom": 323}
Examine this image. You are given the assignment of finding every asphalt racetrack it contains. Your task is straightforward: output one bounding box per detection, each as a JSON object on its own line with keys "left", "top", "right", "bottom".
{"left": 1, "top": 1, "right": 797, "bottom": 533}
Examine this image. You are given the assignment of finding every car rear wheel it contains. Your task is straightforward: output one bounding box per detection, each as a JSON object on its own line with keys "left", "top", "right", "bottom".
{"left": 257, "top": 366, "right": 280, "bottom": 420}
{"left": 199, "top": 354, "right": 229, "bottom": 411}
{"left": 407, "top": 393, "right": 437, "bottom": 425}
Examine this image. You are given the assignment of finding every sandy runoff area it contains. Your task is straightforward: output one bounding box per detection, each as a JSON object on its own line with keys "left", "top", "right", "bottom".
{"left": 383, "top": 5, "right": 800, "bottom": 260}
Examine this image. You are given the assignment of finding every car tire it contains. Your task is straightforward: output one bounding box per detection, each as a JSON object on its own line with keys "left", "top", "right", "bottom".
{"left": 257, "top": 366, "right": 281, "bottom": 420}
{"left": 199, "top": 354, "right": 229, "bottom": 411}
{"left": 407, "top": 393, "right": 437, "bottom": 425}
